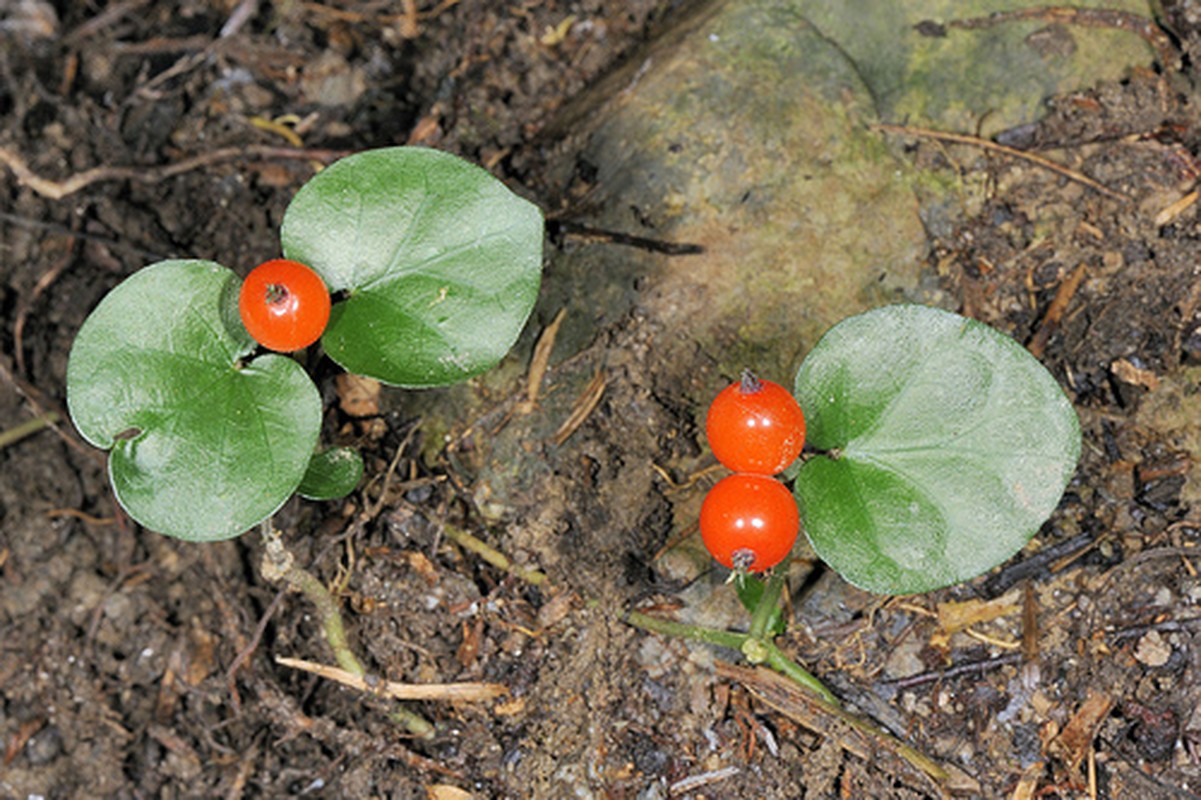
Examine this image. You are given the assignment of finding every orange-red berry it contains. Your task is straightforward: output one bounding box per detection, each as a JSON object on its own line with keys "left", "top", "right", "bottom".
{"left": 239, "top": 259, "right": 331, "bottom": 352}
{"left": 700, "top": 473, "right": 799, "bottom": 572}
{"left": 705, "top": 371, "right": 806, "bottom": 475}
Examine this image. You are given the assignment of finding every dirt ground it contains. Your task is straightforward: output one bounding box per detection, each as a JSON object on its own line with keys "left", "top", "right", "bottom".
{"left": 2, "top": 2, "right": 1201, "bottom": 798}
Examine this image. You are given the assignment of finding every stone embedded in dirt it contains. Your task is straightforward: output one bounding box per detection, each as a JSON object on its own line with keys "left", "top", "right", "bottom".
{"left": 299, "top": 51, "right": 368, "bottom": 107}
{"left": 0, "top": 0, "right": 59, "bottom": 40}
{"left": 539, "top": 0, "right": 930, "bottom": 382}
{"left": 883, "top": 635, "right": 926, "bottom": 679}
{"left": 24, "top": 725, "right": 63, "bottom": 766}
{"left": 1133, "top": 629, "right": 1172, "bottom": 668}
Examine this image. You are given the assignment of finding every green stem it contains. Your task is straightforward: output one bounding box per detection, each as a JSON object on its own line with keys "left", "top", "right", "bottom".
{"left": 790, "top": 676, "right": 949, "bottom": 783}
{"left": 260, "top": 523, "right": 435, "bottom": 739}
{"left": 747, "top": 568, "right": 786, "bottom": 640}
{"left": 0, "top": 412, "right": 59, "bottom": 450}
{"left": 283, "top": 565, "right": 364, "bottom": 677}
{"left": 443, "top": 523, "right": 547, "bottom": 586}
{"left": 624, "top": 610, "right": 749, "bottom": 651}
{"left": 764, "top": 642, "right": 839, "bottom": 706}
{"left": 624, "top": 609, "right": 838, "bottom": 706}
{"left": 625, "top": 609, "right": 954, "bottom": 783}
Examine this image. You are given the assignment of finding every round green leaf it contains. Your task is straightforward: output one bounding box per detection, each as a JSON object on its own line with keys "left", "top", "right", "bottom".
{"left": 280, "top": 147, "right": 544, "bottom": 387}
{"left": 66, "top": 260, "right": 322, "bottom": 542}
{"left": 794, "top": 305, "right": 1081, "bottom": 595}
{"left": 297, "top": 447, "right": 364, "bottom": 501}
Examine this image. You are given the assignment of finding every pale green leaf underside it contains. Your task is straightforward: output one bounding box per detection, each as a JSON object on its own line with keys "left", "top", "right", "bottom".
{"left": 794, "top": 304, "right": 1081, "bottom": 595}
{"left": 280, "top": 147, "right": 543, "bottom": 387}
{"left": 66, "top": 260, "right": 322, "bottom": 541}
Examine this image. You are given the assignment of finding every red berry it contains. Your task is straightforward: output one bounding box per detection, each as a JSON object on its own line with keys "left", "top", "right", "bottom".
{"left": 239, "top": 259, "right": 331, "bottom": 352}
{"left": 700, "top": 473, "right": 799, "bottom": 572}
{"left": 706, "top": 371, "right": 806, "bottom": 475}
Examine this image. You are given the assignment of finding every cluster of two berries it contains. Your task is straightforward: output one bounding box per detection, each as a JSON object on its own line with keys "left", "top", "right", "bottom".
{"left": 701, "top": 372, "right": 807, "bottom": 573}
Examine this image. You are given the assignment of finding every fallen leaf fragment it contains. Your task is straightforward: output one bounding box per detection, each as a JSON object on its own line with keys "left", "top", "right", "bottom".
{"left": 1154, "top": 189, "right": 1198, "bottom": 227}
{"left": 932, "top": 588, "right": 1021, "bottom": 648}
{"left": 1048, "top": 689, "right": 1114, "bottom": 772}
{"left": 517, "top": 308, "right": 566, "bottom": 415}
{"left": 536, "top": 590, "right": 578, "bottom": 629}
{"left": 492, "top": 696, "right": 526, "bottom": 716}
{"left": 1009, "top": 760, "right": 1044, "bottom": 800}
{"left": 552, "top": 369, "right": 606, "bottom": 445}
{"left": 1110, "top": 357, "right": 1160, "bottom": 391}
{"left": 336, "top": 373, "right": 382, "bottom": 417}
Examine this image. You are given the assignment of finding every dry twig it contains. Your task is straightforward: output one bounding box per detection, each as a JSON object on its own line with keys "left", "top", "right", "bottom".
{"left": 276, "top": 656, "right": 507, "bottom": 702}
{"left": 872, "top": 123, "right": 1128, "bottom": 202}
{"left": 0, "top": 145, "right": 350, "bottom": 201}
{"left": 552, "top": 369, "right": 606, "bottom": 445}
{"left": 517, "top": 308, "right": 567, "bottom": 414}
{"left": 1028, "top": 261, "right": 1088, "bottom": 358}
{"left": 943, "top": 6, "right": 1178, "bottom": 71}
{"left": 718, "top": 662, "right": 980, "bottom": 794}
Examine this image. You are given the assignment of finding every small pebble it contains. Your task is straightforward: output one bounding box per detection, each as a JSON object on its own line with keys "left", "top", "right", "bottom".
{"left": 1134, "top": 630, "right": 1172, "bottom": 667}
{"left": 25, "top": 725, "right": 62, "bottom": 766}
{"left": 883, "top": 636, "right": 925, "bottom": 679}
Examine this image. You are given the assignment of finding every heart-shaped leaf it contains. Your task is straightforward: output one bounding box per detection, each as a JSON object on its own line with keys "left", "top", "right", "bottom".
{"left": 794, "top": 305, "right": 1080, "bottom": 595}
{"left": 66, "top": 260, "right": 322, "bottom": 541}
{"left": 280, "top": 147, "right": 544, "bottom": 387}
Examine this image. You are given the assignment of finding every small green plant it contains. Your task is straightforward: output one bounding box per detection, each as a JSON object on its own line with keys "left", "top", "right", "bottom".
{"left": 631, "top": 304, "right": 1081, "bottom": 784}
{"left": 64, "top": 144, "right": 1081, "bottom": 775}
{"left": 694, "top": 304, "right": 1080, "bottom": 592}
{"left": 66, "top": 147, "right": 543, "bottom": 542}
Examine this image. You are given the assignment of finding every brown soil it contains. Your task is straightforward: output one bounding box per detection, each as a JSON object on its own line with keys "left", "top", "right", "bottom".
{"left": 2, "top": 2, "right": 1200, "bottom": 799}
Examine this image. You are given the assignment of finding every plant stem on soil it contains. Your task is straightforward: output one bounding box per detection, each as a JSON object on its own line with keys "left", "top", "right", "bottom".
{"left": 0, "top": 412, "right": 59, "bottom": 450}
{"left": 443, "top": 522, "right": 548, "bottom": 585}
{"left": 747, "top": 568, "right": 786, "bottom": 640}
{"left": 623, "top": 609, "right": 839, "bottom": 705}
{"left": 259, "top": 522, "right": 434, "bottom": 738}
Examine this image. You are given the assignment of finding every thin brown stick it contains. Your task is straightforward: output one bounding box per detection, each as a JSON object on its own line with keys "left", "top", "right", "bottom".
{"left": 0, "top": 145, "right": 351, "bottom": 201}
{"left": 62, "top": 0, "right": 153, "bottom": 44}
{"left": 14, "top": 228, "right": 78, "bottom": 376}
{"left": 224, "top": 588, "right": 287, "bottom": 711}
{"left": 1028, "top": 261, "right": 1088, "bottom": 358}
{"left": 552, "top": 369, "right": 606, "bottom": 445}
{"left": 45, "top": 506, "right": 114, "bottom": 525}
{"left": 275, "top": 656, "right": 508, "bottom": 702}
{"left": 871, "top": 123, "right": 1128, "bottom": 202}
{"left": 517, "top": 307, "right": 567, "bottom": 414}
{"left": 879, "top": 651, "right": 1022, "bottom": 689}
{"left": 945, "top": 6, "right": 1178, "bottom": 71}
{"left": 717, "top": 662, "right": 980, "bottom": 793}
